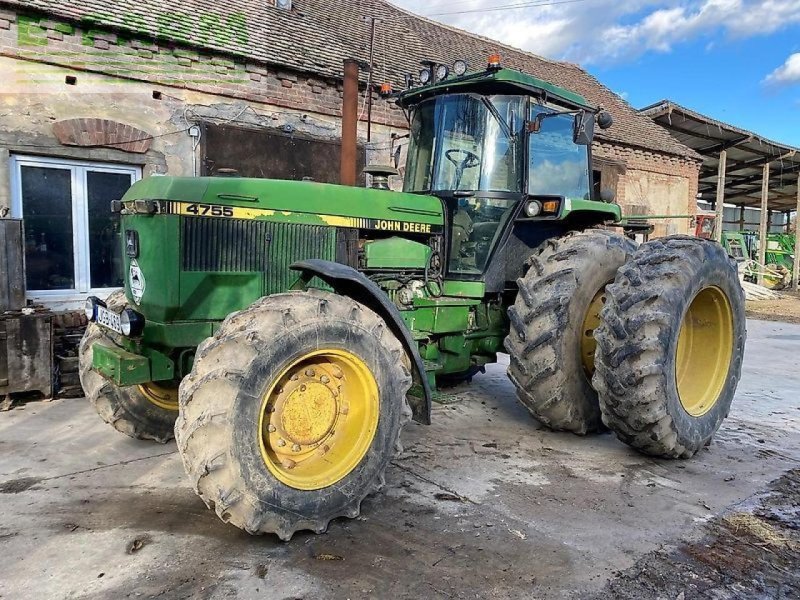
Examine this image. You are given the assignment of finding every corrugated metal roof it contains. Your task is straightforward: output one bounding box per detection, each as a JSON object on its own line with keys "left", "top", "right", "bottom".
{"left": 642, "top": 100, "right": 800, "bottom": 210}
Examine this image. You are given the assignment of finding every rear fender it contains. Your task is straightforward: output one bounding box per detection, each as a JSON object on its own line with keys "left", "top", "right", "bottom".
{"left": 289, "top": 259, "right": 432, "bottom": 425}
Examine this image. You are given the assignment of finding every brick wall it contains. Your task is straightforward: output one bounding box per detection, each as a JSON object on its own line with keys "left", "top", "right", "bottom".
{"left": 594, "top": 141, "right": 702, "bottom": 236}
{"left": 0, "top": 8, "right": 406, "bottom": 130}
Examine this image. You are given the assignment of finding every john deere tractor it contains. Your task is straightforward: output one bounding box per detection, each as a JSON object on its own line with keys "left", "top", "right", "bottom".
{"left": 79, "top": 62, "right": 746, "bottom": 540}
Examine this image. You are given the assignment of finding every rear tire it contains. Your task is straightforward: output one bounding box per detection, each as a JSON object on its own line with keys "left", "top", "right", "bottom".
{"left": 593, "top": 236, "right": 746, "bottom": 458}
{"left": 175, "top": 290, "right": 412, "bottom": 540}
{"left": 505, "top": 230, "right": 637, "bottom": 434}
{"left": 78, "top": 290, "right": 178, "bottom": 443}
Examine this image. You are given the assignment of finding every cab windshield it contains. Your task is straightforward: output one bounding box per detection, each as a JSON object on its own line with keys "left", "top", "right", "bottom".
{"left": 528, "top": 104, "right": 591, "bottom": 200}
{"left": 404, "top": 94, "right": 525, "bottom": 193}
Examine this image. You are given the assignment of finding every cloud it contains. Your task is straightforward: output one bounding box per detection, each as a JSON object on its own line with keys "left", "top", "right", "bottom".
{"left": 764, "top": 53, "right": 800, "bottom": 85}
{"left": 390, "top": 0, "right": 800, "bottom": 65}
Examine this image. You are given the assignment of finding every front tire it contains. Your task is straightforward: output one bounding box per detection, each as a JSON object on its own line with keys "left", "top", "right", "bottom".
{"left": 175, "top": 290, "right": 412, "bottom": 540}
{"left": 78, "top": 290, "right": 178, "bottom": 443}
{"left": 505, "top": 230, "right": 637, "bottom": 434}
{"left": 593, "top": 236, "right": 746, "bottom": 458}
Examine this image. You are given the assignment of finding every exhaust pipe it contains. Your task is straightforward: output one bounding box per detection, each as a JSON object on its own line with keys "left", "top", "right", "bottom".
{"left": 340, "top": 59, "right": 359, "bottom": 186}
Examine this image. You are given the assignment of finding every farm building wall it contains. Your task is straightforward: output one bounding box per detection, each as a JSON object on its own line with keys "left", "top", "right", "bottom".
{"left": 0, "top": 5, "right": 700, "bottom": 310}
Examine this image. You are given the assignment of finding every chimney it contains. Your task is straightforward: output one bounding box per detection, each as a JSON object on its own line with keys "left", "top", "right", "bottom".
{"left": 340, "top": 59, "right": 359, "bottom": 186}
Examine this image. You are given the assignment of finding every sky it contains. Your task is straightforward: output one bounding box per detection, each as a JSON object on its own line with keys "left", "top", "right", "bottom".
{"left": 389, "top": 0, "right": 800, "bottom": 147}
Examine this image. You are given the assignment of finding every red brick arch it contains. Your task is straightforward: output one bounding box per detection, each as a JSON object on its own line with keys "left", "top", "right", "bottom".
{"left": 52, "top": 119, "right": 153, "bottom": 153}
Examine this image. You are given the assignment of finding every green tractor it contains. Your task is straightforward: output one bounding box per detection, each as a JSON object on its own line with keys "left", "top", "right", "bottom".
{"left": 79, "top": 62, "right": 746, "bottom": 539}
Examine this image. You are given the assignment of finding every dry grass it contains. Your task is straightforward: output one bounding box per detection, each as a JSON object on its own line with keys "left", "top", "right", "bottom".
{"left": 723, "top": 513, "right": 795, "bottom": 551}
{"left": 746, "top": 291, "right": 800, "bottom": 324}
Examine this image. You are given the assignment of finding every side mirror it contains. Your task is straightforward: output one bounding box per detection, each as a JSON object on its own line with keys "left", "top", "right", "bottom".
{"left": 599, "top": 188, "right": 615, "bottom": 203}
{"left": 597, "top": 111, "right": 613, "bottom": 130}
{"left": 573, "top": 111, "right": 595, "bottom": 145}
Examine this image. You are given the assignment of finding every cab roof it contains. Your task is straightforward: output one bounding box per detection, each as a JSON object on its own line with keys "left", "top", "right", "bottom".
{"left": 397, "top": 67, "right": 592, "bottom": 111}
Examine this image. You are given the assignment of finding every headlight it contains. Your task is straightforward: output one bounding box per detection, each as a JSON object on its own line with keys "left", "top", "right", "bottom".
{"left": 453, "top": 60, "right": 468, "bottom": 76}
{"left": 418, "top": 68, "right": 431, "bottom": 85}
{"left": 436, "top": 64, "right": 449, "bottom": 82}
{"left": 524, "top": 201, "right": 542, "bottom": 217}
{"left": 120, "top": 308, "right": 145, "bottom": 337}
{"left": 84, "top": 296, "right": 102, "bottom": 321}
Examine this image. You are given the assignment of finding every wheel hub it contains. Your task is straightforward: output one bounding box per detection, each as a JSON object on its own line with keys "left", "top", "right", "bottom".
{"left": 137, "top": 382, "right": 179, "bottom": 411}
{"left": 259, "top": 349, "right": 379, "bottom": 490}
{"left": 279, "top": 380, "right": 338, "bottom": 446}
{"left": 676, "top": 286, "right": 734, "bottom": 417}
{"left": 581, "top": 287, "right": 607, "bottom": 378}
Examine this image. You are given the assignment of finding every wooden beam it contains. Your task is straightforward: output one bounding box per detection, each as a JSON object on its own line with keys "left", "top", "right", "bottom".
{"left": 696, "top": 135, "right": 753, "bottom": 155}
{"left": 701, "top": 153, "right": 799, "bottom": 178}
{"left": 715, "top": 149, "right": 727, "bottom": 242}
{"left": 758, "top": 162, "right": 770, "bottom": 286}
{"left": 712, "top": 166, "right": 800, "bottom": 197}
{"left": 794, "top": 172, "right": 800, "bottom": 292}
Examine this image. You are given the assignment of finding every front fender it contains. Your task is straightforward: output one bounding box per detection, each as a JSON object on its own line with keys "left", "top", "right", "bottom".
{"left": 289, "top": 259, "right": 432, "bottom": 425}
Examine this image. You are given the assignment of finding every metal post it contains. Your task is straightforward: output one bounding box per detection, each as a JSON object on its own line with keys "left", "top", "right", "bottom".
{"left": 364, "top": 17, "right": 380, "bottom": 143}
{"left": 714, "top": 149, "right": 727, "bottom": 242}
{"left": 757, "top": 162, "right": 770, "bottom": 286}
{"left": 340, "top": 59, "right": 359, "bottom": 186}
{"left": 794, "top": 172, "right": 800, "bottom": 291}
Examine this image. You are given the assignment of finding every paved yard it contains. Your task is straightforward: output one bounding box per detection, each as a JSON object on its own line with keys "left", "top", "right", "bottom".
{"left": 0, "top": 319, "right": 798, "bottom": 600}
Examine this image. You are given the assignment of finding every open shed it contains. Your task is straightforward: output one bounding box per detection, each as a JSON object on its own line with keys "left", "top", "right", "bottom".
{"left": 641, "top": 100, "right": 800, "bottom": 289}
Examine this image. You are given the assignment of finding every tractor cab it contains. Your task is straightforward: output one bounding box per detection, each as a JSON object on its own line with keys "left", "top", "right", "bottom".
{"left": 397, "top": 62, "right": 619, "bottom": 277}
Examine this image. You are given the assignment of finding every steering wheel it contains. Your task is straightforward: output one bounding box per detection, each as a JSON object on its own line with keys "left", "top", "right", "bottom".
{"left": 445, "top": 149, "right": 481, "bottom": 170}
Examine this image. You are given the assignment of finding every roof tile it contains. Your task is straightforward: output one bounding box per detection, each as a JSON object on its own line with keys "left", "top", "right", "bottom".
{"left": 7, "top": 0, "right": 697, "bottom": 158}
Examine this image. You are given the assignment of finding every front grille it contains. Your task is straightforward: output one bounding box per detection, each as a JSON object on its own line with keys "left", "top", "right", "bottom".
{"left": 182, "top": 217, "right": 337, "bottom": 292}
{"left": 182, "top": 217, "right": 270, "bottom": 272}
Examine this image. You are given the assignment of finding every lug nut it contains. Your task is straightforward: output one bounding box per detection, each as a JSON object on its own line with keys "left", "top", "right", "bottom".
{"left": 339, "top": 406, "right": 349, "bottom": 415}
{"left": 290, "top": 374, "right": 299, "bottom": 381}
{"left": 282, "top": 459, "right": 296, "bottom": 469}
{"left": 331, "top": 365, "right": 344, "bottom": 379}
{"left": 277, "top": 438, "right": 286, "bottom": 447}
{"left": 267, "top": 424, "right": 276, "bottom": 433}
{"left": 305, "top": 368, "right": 315, "bottom": 377}
{"left": 320, "top": 375, "right": 330, "bottom": 384}
{"left": 300, "top": 384, "right": 307, "bottom": 392}
{"left": 292, "top": 444, "right": 301, "bottom": 452}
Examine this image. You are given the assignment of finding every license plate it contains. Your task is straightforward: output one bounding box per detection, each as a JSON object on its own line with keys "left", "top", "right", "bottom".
{"left": 95, "top": 305, "right": 123, "bottom": 335}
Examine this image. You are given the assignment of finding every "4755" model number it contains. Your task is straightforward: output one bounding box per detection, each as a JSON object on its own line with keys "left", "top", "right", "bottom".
{"left": 184, "top": 203, "right": 234, "bottom": 217}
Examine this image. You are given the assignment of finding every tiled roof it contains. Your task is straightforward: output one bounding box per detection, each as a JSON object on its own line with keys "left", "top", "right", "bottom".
{"left": 6, "top": 0, "right": 698, "bottom": 159}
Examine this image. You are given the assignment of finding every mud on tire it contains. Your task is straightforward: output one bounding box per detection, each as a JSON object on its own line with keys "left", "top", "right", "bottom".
{"left": 175, "top": 290, "right": 412, "bottom": 540}
{"left": 78, "top": 290, "right": 178, "bottom": 443}
{"left": 593, "top": 236, "right": 746, "bottom": 458}
{"left": 505, "top": 229, "right": 637, "bottom": 434}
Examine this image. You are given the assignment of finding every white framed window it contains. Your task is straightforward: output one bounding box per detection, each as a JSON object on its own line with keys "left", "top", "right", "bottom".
{"left": 9, "top": 155, "right": 141, "bottom": 308}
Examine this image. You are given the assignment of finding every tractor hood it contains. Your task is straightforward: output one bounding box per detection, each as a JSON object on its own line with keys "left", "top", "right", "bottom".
{"left": 116, "top": 176, "right": 445, "bottom": 325}
{"left": 121, "top": 176, "right": 445, "bottom": 231}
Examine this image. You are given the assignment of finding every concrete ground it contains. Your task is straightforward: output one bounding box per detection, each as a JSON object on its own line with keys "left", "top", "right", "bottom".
{"left": 1, "top": 318, "right": 798, "bottom": 600}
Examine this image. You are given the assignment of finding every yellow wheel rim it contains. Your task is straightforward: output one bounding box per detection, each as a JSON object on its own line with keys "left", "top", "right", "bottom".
{"left": 137, "top": 382, "right": 179, "bottom": 411}
{"left": 675, "top": 286, "right": 734, "bottom": 417}
{"left": 581, "top": 287, "right": 607, "bottom": 378}
{"left": 258, "top": 349, "right": 379, "bottom": 491}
